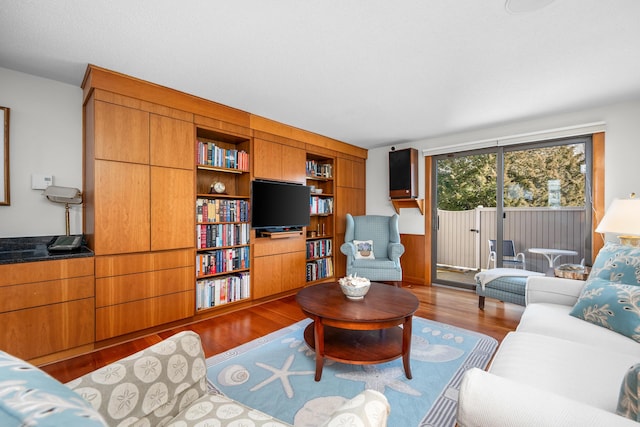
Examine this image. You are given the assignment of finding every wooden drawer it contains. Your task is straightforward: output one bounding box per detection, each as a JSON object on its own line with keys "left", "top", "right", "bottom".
{"left": 253, "top": 235, "right": 305, "bottom": 257}
{"left": 0, "top": 276, "right": 94, "bottom": 312}
{"left": 0, "top": 257, "right": 94, "bottom": 287}
{"left": 0, "top": 298, "right": 95, "bottom": 360}
{"left": 95, "top": 249, "right": 193, "bottom": 278}
{"left": 96, "top": 290, "right": 194, "bottom": 340}
{"left": 96, "top": 266, "right": 193, "bottom": 307}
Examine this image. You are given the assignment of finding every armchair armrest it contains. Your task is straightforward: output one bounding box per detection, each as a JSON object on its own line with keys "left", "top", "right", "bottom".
{"left": 458, "top": 368, "right": 636, "bottom": 427}
{"left": 66, "top": 331, "right": 207, "bottom": 425}
{"left": 341, "top": 242, "right": 356, "bottom": 258}
{"left": 525, "top": 276, "right": 586, "bottom": 306}
{"left": 321, "top": 389, "right": 390, "bottom": 427}
{"left": 388, "top": 242, "right": 405, "bottom": 261}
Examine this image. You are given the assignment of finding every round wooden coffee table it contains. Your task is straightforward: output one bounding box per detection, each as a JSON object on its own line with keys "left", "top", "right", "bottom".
{"left": 296, "top": 281, "right": 419, "bottom": 381}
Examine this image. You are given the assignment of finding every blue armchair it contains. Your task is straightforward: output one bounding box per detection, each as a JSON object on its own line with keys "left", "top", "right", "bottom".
{"left": 340, "top": 213, "right": 405, "bottom": 282}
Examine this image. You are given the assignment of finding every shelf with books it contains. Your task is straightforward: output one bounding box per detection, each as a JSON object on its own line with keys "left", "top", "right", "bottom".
{"left": 305, "top": 153, "right": 335, "bottom": 283}
{"left": 195, "top": 126, "right": 251, "bottom": 312}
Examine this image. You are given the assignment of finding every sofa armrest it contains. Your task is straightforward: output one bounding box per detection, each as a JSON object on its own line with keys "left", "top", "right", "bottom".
{"left": 321, "top": 389, "right": 390, "bottom": 427}
{"left": 387, "top": 242, "right": 405, "bottom": 261}
{"left": 525, "top": 276, "right": 586, "bottom": 306}
{"left": 66, "top": 331, "right": 208, "bottom": 425}
{"left": 458, "top": 368, "right": 637, "bottom": 427}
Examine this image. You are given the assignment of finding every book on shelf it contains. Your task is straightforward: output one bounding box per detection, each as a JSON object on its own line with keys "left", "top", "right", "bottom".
{"left": 197, "top": 140, "right": 249, "bottom": 171}
{"left": 196, "top": 198, "right": 250, "bottom": 223}
{"left": 305, "top": 258, "right": 334, "bottom": 281}
{"left": 196, "top": 246, "right": 250, "bottom": 276}
{"left": 309, "top": 196, "right": 333, "bottom": 215}
{"left": 305, "top": 160, "right": 332, "bottom": 178}
{"left": 196, "top": 272, "right": 250, "bottom": 310}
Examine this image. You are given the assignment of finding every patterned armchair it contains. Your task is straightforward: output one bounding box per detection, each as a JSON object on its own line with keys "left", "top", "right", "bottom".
{"left": 340, "top": 213, "right": 405, "bottom": 282}
{"left": 0, "top": 331, "right": 390, "bottom": 427}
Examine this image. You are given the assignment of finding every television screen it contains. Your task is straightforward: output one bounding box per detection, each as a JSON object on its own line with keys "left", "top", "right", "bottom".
{"left": 251, "top": 180, "right": 311, "bottom": 231}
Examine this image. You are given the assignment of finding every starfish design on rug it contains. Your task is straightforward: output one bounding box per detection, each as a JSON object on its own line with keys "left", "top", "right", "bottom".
{"left": 336, "top": 365, "right": 421, "bottom": 396}
{"left": 250, "top": 354, "right": 315, "bottom": 398}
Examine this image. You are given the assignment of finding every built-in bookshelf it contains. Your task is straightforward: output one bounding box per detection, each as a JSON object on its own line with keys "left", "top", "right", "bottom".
{"left": 305, "top": 154, "right": 335, "bottom": 283}
{"left": 195, "top": 127, "right": 251, "bottom": 311}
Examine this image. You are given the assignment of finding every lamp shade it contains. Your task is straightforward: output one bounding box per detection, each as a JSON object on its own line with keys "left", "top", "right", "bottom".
{"left": 595, "top": 198, "right": 640, "bottom": 236}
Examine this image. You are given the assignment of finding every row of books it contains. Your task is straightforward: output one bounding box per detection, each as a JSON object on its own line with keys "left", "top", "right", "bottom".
{"left": 306, "top": 258, "right": 334, "bottom": 282}
{"left": 196, "top": 247, "right": 250, "bottom": 277}
{"left": 197, "top": 141, "right": 249, "bottom": 171}
{"left": 310, "top": 196, "right": 333, "bottom": 214}
{"left": 306, "top": 160, "right": 332, "bottom": 178}
{"left": 196, "top": 272, "right": 250, "bottom": 310}
{"left": 197, "top": 223, "right": 250, "bottom": 249}
{"left": 306, "top": 238, "right": 332, "bottom": 259}
{"left": 196, "top": 198, "right": 250, "bottom": 223}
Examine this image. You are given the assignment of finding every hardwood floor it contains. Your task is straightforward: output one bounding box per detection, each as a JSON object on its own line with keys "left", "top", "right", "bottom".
{"left": 41, "top": 283, "right": 524, "bottom": 383}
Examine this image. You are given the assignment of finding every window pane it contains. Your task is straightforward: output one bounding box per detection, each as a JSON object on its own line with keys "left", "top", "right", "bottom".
{"left": 504, "top": 144, "right": 586, "bottom": 208}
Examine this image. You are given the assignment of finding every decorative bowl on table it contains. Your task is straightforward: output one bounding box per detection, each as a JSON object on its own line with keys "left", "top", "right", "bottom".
{"left": 338, "top": 274, "right": 371, "bottom": 300}
{"left": 554, "top": 263, "right": 591, "bottom": 280}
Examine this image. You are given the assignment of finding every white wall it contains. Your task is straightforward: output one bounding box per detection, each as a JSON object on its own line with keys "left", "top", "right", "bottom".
{"left": 0, "top": 67, "right": 83, "bottom": 238}
{"left": 367, "top": 99, "right": 640, "bottom": 235}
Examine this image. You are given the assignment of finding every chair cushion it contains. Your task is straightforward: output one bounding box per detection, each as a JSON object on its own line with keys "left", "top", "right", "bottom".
{"left": 569, "top": 278, "right": 640, "bottom": 343}
{"left": 0, "top": 350, "right": 107, "bottom": 427}
{"left": 617, "top": 363, "right": 640, "bottom": 421}
{"left": 353, "top": 239, "right": 375, "bottom": 259}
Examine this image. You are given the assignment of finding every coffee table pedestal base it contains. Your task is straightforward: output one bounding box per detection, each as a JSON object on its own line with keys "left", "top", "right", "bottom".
{"left": 303, "top": 322, "right": 412, "bottom": 381}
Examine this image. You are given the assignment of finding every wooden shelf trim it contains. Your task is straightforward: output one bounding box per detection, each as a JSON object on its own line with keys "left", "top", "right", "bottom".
{"left": 391, "top": 198, "right": 425, "bottom": 215}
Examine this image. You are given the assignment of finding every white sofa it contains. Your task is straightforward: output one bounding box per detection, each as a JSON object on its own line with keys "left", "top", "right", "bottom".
{"left": 457, "top": 274, "right": 640, "bottom": 426}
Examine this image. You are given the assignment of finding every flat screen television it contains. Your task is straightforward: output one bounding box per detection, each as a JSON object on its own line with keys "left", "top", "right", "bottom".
{"left": 251, "top": 180, "right": 311, "bottom": 231}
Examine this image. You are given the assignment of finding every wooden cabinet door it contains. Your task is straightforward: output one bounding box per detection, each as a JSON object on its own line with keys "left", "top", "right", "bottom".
{"left": 252, "top": 254, "right": 282, "bottom": 299}
{"left": 150, "top": 166, "right": 194, "bottom": 251}
{"left": 254, "top": 138, "right": 306, "bottom": 183}
{"left": 281, "top": 250, "right": 306, "bottom": 291}
{"left": 281, "top": 144, "right": 306, "bottom": 183}
{"left": 150, "top": 114, "right": 195, "bottom": 170}
{"left": 94, "top": 160, "right": 150, "bottom": 254}
{"left": 94, "top": 101, "right": 149, "bottom": 164}
{"left": 253, "top": 138, "right": 282, "bottom": 181}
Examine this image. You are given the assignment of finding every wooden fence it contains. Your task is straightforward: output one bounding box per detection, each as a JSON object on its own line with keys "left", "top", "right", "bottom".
{"left": 437, "top": 207, "right": 585, "bottom": 274}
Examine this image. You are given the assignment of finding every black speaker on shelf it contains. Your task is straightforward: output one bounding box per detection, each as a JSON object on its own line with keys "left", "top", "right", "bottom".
{"left": 389, "top": 148, "right": 418, "bottom": 199}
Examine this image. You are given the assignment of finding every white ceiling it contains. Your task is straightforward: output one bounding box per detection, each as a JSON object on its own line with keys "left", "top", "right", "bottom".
{"left": 1, "top": 0, "right": 640, "bottom": 149}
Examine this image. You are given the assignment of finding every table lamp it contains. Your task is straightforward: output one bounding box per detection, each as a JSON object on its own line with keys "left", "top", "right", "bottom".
{"left": 43, "top": 185, "right": 83, "bottom": 236}
{"left": 595, "top": 195, "right": 640, "bottom": 247}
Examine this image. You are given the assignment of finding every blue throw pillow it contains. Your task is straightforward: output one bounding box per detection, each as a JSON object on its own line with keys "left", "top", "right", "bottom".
{"left": 569, "top": 278, "right": 640, "bottom": 343}
{"left": 0, "top": 350, "right": 106, "bottom": 426}
{"left": 588, "top": 241, "right": 640, "bottom": 285}
{"left": 617, "top": 363, "right": 640, "bottom": 421}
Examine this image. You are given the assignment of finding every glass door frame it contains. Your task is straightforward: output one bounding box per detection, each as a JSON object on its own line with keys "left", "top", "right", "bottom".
{"left": 430, "top": 136, "right": 593, "bottom": 289}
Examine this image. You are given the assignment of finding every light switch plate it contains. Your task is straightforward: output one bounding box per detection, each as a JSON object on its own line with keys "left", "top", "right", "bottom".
{"left": 32, "top": 174, "right": 53, "bottom": 190}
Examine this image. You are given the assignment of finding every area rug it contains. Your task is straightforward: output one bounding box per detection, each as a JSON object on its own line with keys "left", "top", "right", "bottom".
{"left": 206, "top": 317, "right": 497, "bottom": 427}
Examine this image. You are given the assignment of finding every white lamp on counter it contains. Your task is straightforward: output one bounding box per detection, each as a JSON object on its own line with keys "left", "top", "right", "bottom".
{"left": 595, "top": 194, "right": 640, "bottom": 247}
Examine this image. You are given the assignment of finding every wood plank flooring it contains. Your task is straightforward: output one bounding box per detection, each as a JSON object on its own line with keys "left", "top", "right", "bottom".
{"left": 41, "top": 283, "right": 524, "bottom": 383}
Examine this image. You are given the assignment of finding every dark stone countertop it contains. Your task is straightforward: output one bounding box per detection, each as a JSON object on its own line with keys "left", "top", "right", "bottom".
{"left": 0, "top": 235, "right": 94, "bottom": 265}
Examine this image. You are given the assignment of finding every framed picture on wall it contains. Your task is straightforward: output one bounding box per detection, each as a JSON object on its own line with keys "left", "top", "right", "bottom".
{"left": 1, "top": 106, "right": 9, "bottom": 206}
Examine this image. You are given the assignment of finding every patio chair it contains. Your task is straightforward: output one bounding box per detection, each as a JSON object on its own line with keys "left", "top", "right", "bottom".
{"left": 486, "top": 239, "right": 526, "bottom": 270}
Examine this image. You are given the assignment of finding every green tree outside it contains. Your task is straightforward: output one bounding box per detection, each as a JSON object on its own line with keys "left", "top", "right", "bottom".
{"left": 437, "top": 144, "right": 586, "bottom": 211}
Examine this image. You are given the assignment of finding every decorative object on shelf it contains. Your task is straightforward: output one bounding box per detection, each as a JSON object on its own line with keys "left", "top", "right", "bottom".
{"left": 595, "top": 194, "right": 640, "bottom": 247}
{"left": 42, "top": 185, "right": 83, "bottom": 236}
{"left": 554, "top": 263, "right": 591, "bottom": 280}
{"left": 338, "top": 274, "right": 371, "bottom": 300}
{"left": 210, "top": 181, "right": 226, "bottom": 194}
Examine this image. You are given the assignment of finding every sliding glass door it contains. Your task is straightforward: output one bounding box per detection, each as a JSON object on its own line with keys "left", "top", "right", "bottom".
{"left": 432, "top": 137, "right": 592, "bottom": 289}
